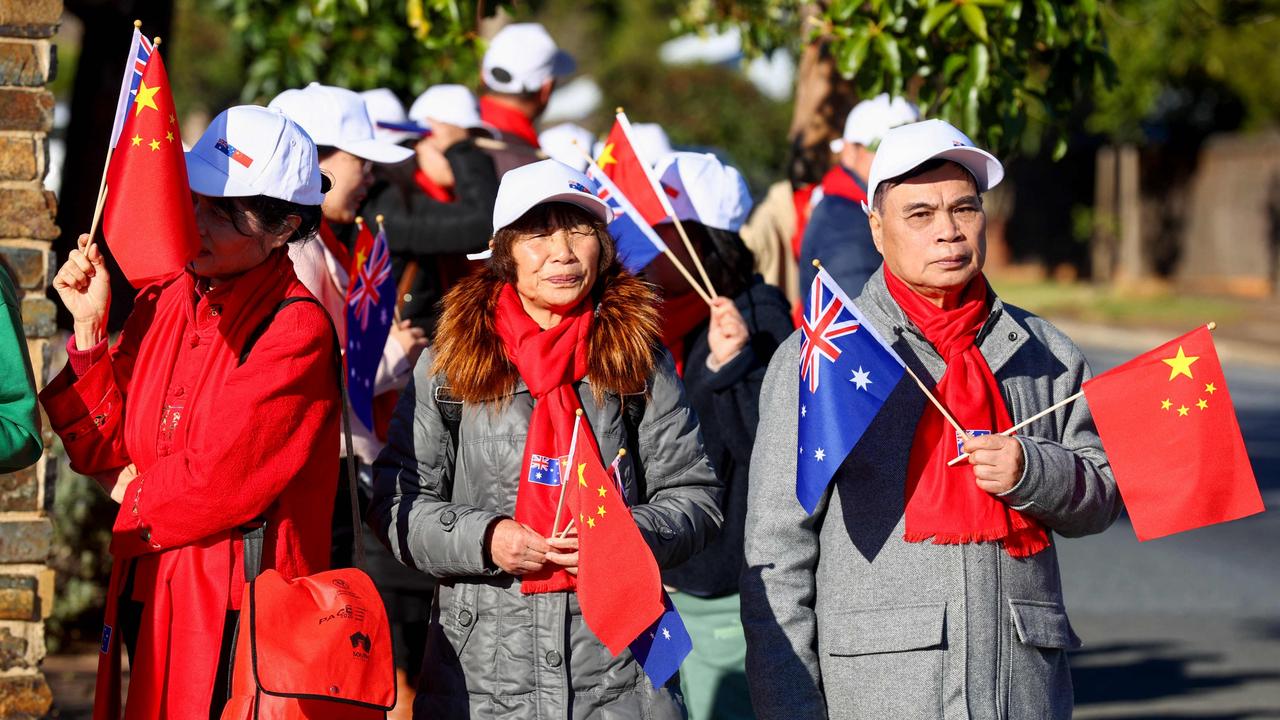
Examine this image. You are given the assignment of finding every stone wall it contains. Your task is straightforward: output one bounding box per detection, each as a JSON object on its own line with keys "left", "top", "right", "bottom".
{"left": 0, "top": 0, "right": 62, "bottom": 715}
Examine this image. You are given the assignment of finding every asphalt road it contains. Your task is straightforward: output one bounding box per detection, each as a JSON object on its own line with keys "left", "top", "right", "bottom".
{"left": 1062, "top": 347, "right": 1280, "bottom": 719}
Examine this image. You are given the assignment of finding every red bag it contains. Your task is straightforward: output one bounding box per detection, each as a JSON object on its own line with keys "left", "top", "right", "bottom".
{"left": 220, "top": 569, "right": 395, "bottom": 719}
{"left": 220, "top": 297, "right": 397, "bottom": 719}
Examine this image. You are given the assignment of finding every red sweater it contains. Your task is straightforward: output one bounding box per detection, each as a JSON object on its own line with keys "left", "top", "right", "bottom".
{"left": 41, "top": 248, "right": 339, "bottom": 719}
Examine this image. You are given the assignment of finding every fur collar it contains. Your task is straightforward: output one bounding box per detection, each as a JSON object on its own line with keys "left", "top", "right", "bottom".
{"left": 431, "top": 268, "right": 662, "bottom": 402}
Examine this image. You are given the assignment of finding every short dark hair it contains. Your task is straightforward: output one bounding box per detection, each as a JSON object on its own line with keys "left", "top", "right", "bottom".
{"left": 489, "top": 202, "right": 618, "bottom": 285}
{"left": 871, "top": 158, "right": 980, "bottom": 214}
{"left": 202, "top": 194, "right": 323, "bottom": 245}
{"left": 662, "top": 222, "right": 756, "bottom": 300}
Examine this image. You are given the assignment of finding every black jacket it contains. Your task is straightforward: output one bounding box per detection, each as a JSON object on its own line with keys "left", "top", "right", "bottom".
{"left": 363, "top": 140, "right": 498, "bottom": 333}
{"left": 799, "top": 170, "right": 880, "bottom": 298}
{"left": 662, "top": 278, "right": 794, "bottom": 597}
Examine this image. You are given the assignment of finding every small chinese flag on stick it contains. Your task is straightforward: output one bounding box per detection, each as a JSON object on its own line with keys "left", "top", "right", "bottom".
{"left": 103, "top": 47, "right": 200, "bottom": 286}
{"left": 1082, "top": 325, "right": 1264, "bottom": 540}
{"left": 564, "top": 421, "right": 664, "bottom": 655}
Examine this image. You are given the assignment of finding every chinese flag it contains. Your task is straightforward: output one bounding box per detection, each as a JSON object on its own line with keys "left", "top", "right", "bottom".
{"left": 565, "top": 421, "right": 664, "bottom": 655}
{"left": 1082, "top": 326, "right": 1264, "bottom": 540}
{"left": 103, "top": 49, "right": 200, "bottom": 287}
{"left": 597, "top": 117, "right": 668, "bottom": 227}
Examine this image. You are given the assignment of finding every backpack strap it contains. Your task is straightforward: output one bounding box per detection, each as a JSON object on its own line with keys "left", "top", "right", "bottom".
{"left": 237, "top": 296, "right": 364, "bottom": 576}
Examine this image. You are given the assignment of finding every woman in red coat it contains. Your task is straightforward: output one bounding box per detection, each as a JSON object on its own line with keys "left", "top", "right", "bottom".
{"left": 40, "top": 106, "right": 341, "bottom": 719}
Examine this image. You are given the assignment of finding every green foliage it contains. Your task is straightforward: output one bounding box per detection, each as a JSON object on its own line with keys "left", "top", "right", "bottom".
{"left": 678, "top": 0, "right": 1114, "bottom": 158}
{"left": 1089, "top": 0, "right": 1280, "bottom": 143}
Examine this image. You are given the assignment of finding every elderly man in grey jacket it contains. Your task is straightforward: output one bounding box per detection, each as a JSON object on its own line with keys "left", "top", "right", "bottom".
{"left": 741, "top": 119, "right": 1123, "bottom": 720}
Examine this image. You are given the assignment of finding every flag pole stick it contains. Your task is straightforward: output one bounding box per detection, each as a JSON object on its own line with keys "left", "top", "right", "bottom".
{"left": 574, "top": 140, "right": 713, "bottom": 306}
{"left": 946, "top": 320, "right": 1221, "bottom": 466}
{"left": 87, "top": 20, "right": 147, "bottom": 248}
{"left": 615, "top": 108, "right": 717, "bottom": 297}
{"left": 550, "top": 409, "right": 584, "bottom": 538}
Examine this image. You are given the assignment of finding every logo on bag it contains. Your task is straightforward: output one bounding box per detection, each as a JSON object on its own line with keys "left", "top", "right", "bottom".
{"left": 319, "top": 604, "right": 368, "bottom": 625}
{"left": 350, "top": 631, "right": 372, "bottom": 659}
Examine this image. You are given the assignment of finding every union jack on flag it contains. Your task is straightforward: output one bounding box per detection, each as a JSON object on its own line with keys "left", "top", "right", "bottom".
{"left": 344, "top": 221, "right": 398, "bottom": 429}
{"left": 799, "top": 271, "right": 862, "bottom": 393}
{"left": 528, "top": 454, "right": 567, "bottom": 487}
{"left": 109, "top": 28, "right": 156, "bottom": 149}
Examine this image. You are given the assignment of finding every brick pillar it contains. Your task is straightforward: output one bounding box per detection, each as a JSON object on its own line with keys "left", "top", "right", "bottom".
{"left": 0, "top": 0, "right": 62, "bottom": 715}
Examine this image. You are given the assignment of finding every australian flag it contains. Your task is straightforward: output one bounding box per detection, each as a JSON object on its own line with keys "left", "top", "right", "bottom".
{"left": 585, "top": 159, "right": 668, "bottom": 273}
{"left": 345, "top": 221, "right": 397, "bottom": 429}
{"left": 527, "top": 454, "right": 564, "bottom": 487}
{"left": 109, "top": 27, "right": 155, "bottom": 149}
{"left": 796, "top": 267, "right": 906, "bottom": 513}
{"left": 629, "top": 591, "right": 693, "bottom": 687}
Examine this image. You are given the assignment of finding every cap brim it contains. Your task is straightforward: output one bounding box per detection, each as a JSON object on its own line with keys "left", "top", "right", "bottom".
{"left": 338, "top": 137, "right": 415, "bottom": 164}
{"left": 466, "top": 248, "right": 492, "bottom": 260}
{"left": 496, "top": 191, "right": 613, "bottom": 234}
{"left": 551, "top": 50, "right": 577, "bottom": 78}
{"left": 185, "top": 150, "right": 260, "bottom": 199}
{"left": 930, "top": 146, "right": 1004, "bottom": 192}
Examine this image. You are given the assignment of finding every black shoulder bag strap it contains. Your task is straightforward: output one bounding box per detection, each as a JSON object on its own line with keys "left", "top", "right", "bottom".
{"left": 238, "top": 297, "right": 364, "bottom": 579}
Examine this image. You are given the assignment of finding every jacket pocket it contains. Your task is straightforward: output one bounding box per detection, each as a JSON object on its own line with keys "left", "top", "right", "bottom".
{"left": 821, "top": 602, "right": 946, "bottom": 719}
{"left": 1005, "top": 599, "right": 1079, "bottom": 720}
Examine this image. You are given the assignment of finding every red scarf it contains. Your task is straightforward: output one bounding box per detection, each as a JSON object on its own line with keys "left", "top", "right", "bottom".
{"left": 884, "top": 267, "right": 1049, "bottom": 558}
{"left": 413, "top": 168, "right": 456, "bottom": 203}
{"left": 480, "top": 96, "right": 540, "bottom": 148}
{"left": 494, "top": 285, "right": 600, "bottom": 593}
{"left": 658, "top": 291, "right": 711, "bottom": 377}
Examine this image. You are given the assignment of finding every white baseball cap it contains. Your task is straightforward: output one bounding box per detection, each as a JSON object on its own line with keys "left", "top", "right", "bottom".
{"left": 630, "top": 123, "right": 673, "bottom": 166}
{"left": 830, "top": 93, "right": 920, "bottom": 153}
{"left": 482, "top": 23, "right": 576, "bottom": 95}
{"left": 407, "top": 84, "right": 491, "bottom": 134}
{"left": 467, "top": 159, "right": 613, "bottom": 260}
{"left": 185, "top": 105, "right": 327, "bottom": 205}
{"left": 538, "top": 123, "right": 596, "bottom": 172}
{"left": 268, "top": 83, "right": 413, "bottom": 164}
{"left": 655, "top": 152, "right": 753, "bottom": 233}
{"left": 865, "top": 119, "right": 1004, "bottom": 215}
{"left": 360, "top": 88, "right": 416, "bottom": 145}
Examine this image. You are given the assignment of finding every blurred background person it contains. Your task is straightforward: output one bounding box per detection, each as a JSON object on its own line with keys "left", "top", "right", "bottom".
{"left": 539, "top": 122, "right": 596, "bottom": 172}
{"left": 479, "top": 22, "right": 574, "bottom": 175}
{"left": 647, "top": 152, "right": 792, "bottom": 720}
{"left": 361, "top": 87, "right": 420, "bottom": 146}
{"left": 0, "top": 256, "right": 42, "bottom": 474}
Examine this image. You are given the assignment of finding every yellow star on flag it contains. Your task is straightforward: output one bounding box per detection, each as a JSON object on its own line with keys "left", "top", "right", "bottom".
{"left": 1197, "top": 398, "right": 1208, "bottom": 410}
{"left": 578, "top": 463, "right": 587, "bottom": 487}
{"left": 166, "top": 131, "right": 174, "bottom": 142}
{"left": 587, "top": 517, "right": 596, "bottom": 528}
{"left": 133, "top": 80, "right": 161, "bottom": 117}
{"left": 596, "top": 505, "right": 606, "bottom": 518}
{"left": 597, "top": 485, "right": 607, "bottom": 498}
{"left": 1162, "top": 346, "right": 1199, "bottom": 381}
{"left": 1177, "top": 405, "right": 1189, "bottom": 417}
{"left": 597, "top": 143, "right": 617, "bottom": 168}
{"left": 131, "top": 134, "right": 142, "bottom": 147}
{"left": 169, "top": 113, "right": 176, "bottom": 125}
{"left": 1204, "top": 382, "right": 1217, "bottom": 394}
{"left": 149, "top": 138, "right": 161, "bottom": 151}
{"left": 354, "top": 250, "right": 367, "bottom": 268}
{"left": 1160, "top": 399, "right": 1172, "bottom": 410}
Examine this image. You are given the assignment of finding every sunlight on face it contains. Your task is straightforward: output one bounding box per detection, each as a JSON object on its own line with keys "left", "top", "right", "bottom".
{"left": 511, "top": 223, "right": 601, "bottom": 327}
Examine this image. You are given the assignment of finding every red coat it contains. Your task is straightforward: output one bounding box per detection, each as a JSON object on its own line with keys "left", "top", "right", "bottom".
{"left": 40, "top": 249, "right": 340, "bottom": 719}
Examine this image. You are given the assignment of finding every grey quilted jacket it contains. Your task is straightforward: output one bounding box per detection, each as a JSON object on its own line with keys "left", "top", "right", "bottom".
{"left": 742, "top": 268, "right": 1122, "bottom": 720}
{"left": 370, "top": 349, "right": 722, "bottom": 720}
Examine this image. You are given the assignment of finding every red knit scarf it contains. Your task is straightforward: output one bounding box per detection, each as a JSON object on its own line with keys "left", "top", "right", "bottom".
{"left": 480, "top": 96, "right": 540, "bottom": 148}
{"left": 884, "top": 267, "right": 1049, "bottom": 558}
{"left": 413, "top": 167, "right": 456, "bottom": 203}
{"left": 494, "top": 284, "right": 601, "bottom": 593}
{"left": 658, "top": 291, "right": 711, "bottom": 377}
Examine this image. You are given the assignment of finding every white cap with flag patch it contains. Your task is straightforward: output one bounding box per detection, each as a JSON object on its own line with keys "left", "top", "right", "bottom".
{"left": 185, "top": 105, "right": 327, "bottom": 205}
{"left": 482, "top": 23, "right": 576, "bottom": 94}
{"left": 467, "top": 159, "right": 613, "bottom": 260}
{"left": 655, "top": 152, "right": 753, "bottom": 233}
{"left": 268, "top": 83, "right": 413, "bottom": 165}
{"left": 864, "top": 119, "right": 1004, "bottom": 215}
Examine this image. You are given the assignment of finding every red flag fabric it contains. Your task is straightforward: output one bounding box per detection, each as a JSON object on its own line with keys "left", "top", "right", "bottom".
{"left": 597, "top": 118, "right": 668, "bottom": 227}
{"left": 1082, "top": 326, "right": 1264, "bottom": 540}
{"left": 564, "top": 421, "right": 664, "bottom": 655}
{"left": 103, "top": 49, "right": 200, "bottom": 287}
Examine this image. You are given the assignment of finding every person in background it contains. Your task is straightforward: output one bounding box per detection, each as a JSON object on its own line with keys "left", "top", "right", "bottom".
{"left": 743, "top": 119, "right": 1120, "bottom": 720}
{"left": 40, "top": 105, "right": 340, "bottom": 718}
{"left": 361, "top": 88, "right": 420, "bottom": 146}
{"left": 267, "top": 82, "right": 430, "bottom": 720}
{"left": 646, "top": 152, "right": 791, "bottom": 720}
{"left": 799, "top": 94, "right": 918, "bottom": 298}
{"left": 370, "top": 159, "right": 723, "bottom": 719}
{"left": 539, "top": 122, "right": 596, "bottom": 172}
{"left": 478, "top": 22, "right": 575, "bottom": 175}
{"left": 363, "top": 83, "right": 499, "bottom": 332}
{"left": 0, "top": 256, "right": 42, "bottom": 473}
{"left": 738, "top": 176, "right": 815, "bottom": 312}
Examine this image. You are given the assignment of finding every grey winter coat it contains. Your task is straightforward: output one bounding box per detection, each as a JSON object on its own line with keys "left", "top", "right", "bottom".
{"left": 741, "top": 268, "right": 1122, "bottom": 720}
{"left": 370, "top": 347, "right": 723, "bottom": 719}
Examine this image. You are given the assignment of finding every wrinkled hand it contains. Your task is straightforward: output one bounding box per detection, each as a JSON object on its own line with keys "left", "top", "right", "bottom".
{"left": 544, "top": 531, "right": 579, "bottom": 576}
{"left": 486, "top": 519, "right": 552, "bottom": 575}
{"left": 706, "top": 297, "right": 748, "bottom": 368}
{"left": 389, "top": 319, "right": 428, "bottom": 366}
{"left": 963, "top": 434, "right": 1025, "bottom": 495}
{"left": 53, "top": 233, "right": 111, "bottom": 349}
{"left": 107, "top": 463, "right": 139, "bottom": 504}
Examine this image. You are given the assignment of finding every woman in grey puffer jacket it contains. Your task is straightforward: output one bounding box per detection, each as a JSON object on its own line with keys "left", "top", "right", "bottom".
{"left": 370, "top": 160, "right": 723, "bottom": 719}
